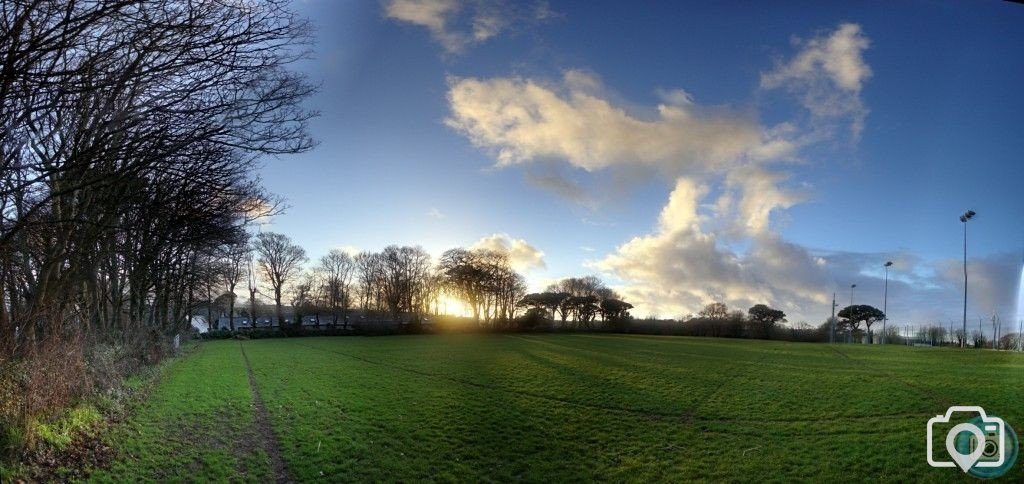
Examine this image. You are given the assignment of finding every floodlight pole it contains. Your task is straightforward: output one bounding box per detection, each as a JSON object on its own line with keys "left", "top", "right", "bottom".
{"left": 1019, "top": 319, "right": 1023, "bottom": 352}
{"left": 960, "top": 210, "right": 975, "bottom": 348}
{"left": 848, "top": 284, "right": 856, "bottom": 343}
{"left": 830, "top": 292, "right": 837, "bottom": 344}
{"left": 882, "top": 261, "right": 892, "bottom": 345}
{"left": 992, "top": 313, "right": 999, "bottom": 350}
{"left": 1015, "top": 319, "right": 1024, "bottom": 352}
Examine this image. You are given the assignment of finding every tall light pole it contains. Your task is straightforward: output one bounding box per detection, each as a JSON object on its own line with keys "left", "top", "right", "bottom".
{"left": 849, "top": 284, "right": 856, "bottom": 343}
{"left": 830, "top": 292, "right": 838, "bottom": 344}
{"left": 883, "top": 261, "right": 893, "bottom": 344}
{"left": 960, "top": 210, "right": 976, "bottom": 348}
{"left": 1018, "top": 319, "right": 1023, "bottom": 352}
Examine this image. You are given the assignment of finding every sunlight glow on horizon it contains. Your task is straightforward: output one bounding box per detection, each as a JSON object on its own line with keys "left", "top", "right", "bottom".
{"left": 438, "top": 294, "right": 473, "bottom": 318}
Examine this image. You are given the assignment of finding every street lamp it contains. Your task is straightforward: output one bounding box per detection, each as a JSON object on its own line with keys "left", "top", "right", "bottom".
{"left": 882, "top": 261, "right": 893, "bottom": 344}
{"left": 960, "top": 210, "right": 976, "bottom": 348}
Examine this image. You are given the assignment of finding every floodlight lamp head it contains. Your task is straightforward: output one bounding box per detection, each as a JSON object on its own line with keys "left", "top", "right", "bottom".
{"left": 885, "top": 261, "right": 893, "bottom": 267}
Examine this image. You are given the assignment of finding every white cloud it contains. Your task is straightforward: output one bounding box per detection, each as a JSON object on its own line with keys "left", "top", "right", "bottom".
{"left": 761, "top": 22, "right": 872, "bottom": 136}
{"left": 655, "top": 87, "right": 694, "bottom": 106}
{"left": 472, "top": 233, "right": 547, "bottom": 271}
{"left": 385, "top": 0, "right": 464, "bottom": 51}
{"left": 724, "top": 166, "right": 805, "bottom": 235}
{"left": 384, "top": 0, "right": 550, "bottom": 54}
{"left": 594, "top": 178, "right": 829, "bottom": 320}
{"left": 444, "top": 23, "right": 1002, "bottom": 324}
{"left": 471, "top": 10, "right": 505, "bottom": 41}
{"left": 334, "top": 245, "right": 361, "bottom": 256}
{"left": 447, "top": 70, "right": 794, "bottom": 174}
{"left": 594, "top": 177, "right": 1021, "bottom": 324}
{"left": 934, "top": 253, "right": 1021, "bottom": 323}
{"left": 426, "top": 207, "right": 445, "bottom": 219}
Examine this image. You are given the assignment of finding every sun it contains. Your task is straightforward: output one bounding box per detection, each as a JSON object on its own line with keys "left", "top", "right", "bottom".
{"left": 437, "top": 294, "right": 473, "bottom": 318}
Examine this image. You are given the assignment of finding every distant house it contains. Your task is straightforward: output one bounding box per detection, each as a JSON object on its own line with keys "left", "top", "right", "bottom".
{"left": 214, "top": 317, "right": 254, "bottom": 330}
{"left": 191, "top": 308, "right": 423, "bottom": 332}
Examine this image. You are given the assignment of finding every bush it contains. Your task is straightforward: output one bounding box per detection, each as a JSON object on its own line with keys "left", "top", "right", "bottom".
{"left": 32, "top": 405, "right": 102, "bottom": 450}
{"left": 515, "top": 308, "right": 549, "bottom": 331}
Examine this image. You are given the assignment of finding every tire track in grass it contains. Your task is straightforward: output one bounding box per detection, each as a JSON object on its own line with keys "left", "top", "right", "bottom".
{"left": 239, "top": 342, "right": 294, "bottom": 484}
{"left": 286, "top": 339, "right": 927, "bottom": 428}
{"left": 512, "top": 334, "right": 759, "bottom": 419}
{"left": 288, "top": 339, "right": 699, "bottom": 421}
{"left": 827, "top": 345, "right": 953, "bottom": 408}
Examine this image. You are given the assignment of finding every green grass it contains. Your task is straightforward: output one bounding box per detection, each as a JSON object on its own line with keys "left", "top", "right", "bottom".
{"left": 94, "top": 335, "right": 1024, "bottom": 482}
{"left": 89, "top": 341, "right": 272, "bottom": 482}
{"left": 33, "top": 404, "right": 103, "bottom": 450}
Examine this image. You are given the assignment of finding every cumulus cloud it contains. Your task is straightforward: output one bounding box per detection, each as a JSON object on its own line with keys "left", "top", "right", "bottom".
{"left": 761, "top": 22, "right": 872, "bottom": 136}
{"left": 594, "top": 178, "right": 830, "bottom": 320}
{"left": 724, "top": 166, "right": 806, "bottom": 234}
{"left": 472, "top": 233, "right": 547, "bottom": 271}
{"left": 595, "top": 177, "right": 1021, "bottom": 323}
{"left": 443, "top": 23, "right": 1008, "bottom": 324}
{"left": 447, "top": 70, "right": 794, "bottom": 173}
{"left": 445, "top": 68, "right": 804, "bottom": 220}
{"left": 934, "top": 253, "right": 1021, "bottom": 322}
{"left": 384, "top": 0, "right": 551, "bottom": 54}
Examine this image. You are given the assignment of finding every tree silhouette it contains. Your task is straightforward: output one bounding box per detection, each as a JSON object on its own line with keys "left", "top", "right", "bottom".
{"left": 254, "top": 232, "right": 308, "bottom": 327}
{"left": 748, "top": 304, "right": 786, "bottom": 339}
{"left": 838, "top": 305, "right": 886, "bottom": 344}
{"left": 699, "top": 302, "right": 729, "bottom": 320}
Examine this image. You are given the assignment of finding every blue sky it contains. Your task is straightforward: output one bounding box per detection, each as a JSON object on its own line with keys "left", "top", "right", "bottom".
{"left": 260, "top": 0, "right": 1023, "bottom": 326}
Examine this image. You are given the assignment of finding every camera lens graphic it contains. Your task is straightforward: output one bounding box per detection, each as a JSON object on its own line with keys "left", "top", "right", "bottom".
{"left": 983, "top": 440, "right": 998, "bottom": 458}
{"left": 952, "top": 416, "right": 1019, "bottom": 479}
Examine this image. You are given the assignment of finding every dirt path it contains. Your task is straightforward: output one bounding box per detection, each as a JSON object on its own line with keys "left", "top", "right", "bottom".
{"left": 239, "top": 342, "right": 294, "bottom": 483}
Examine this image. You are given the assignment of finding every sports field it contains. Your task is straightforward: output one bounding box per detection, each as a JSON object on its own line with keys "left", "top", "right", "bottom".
{"left": 89, "top": 335, "right": 1024, "bottom": 482}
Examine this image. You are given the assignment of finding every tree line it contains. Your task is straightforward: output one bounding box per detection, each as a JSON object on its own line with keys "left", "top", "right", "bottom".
{"left": 0, "top": 0, "right": 315, "bottom": 442}
{"left": 198, "top": 233, "right": 635, "bottom": 333}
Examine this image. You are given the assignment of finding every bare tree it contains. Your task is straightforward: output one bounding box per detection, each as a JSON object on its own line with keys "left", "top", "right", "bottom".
{"left": 439, "top": 248, "right": 488, "bottom": 325}
{"left": 355, "top": 251, "right": 384, "bottom": 312}
{"left": 379, "top": 246, "right": 431, "bottom": 321}
{"left": 220, "top": 239, "right": 250, "bottom": 330}
{"left": 699, "top": 302, "right": 729, "bottom": 320}
{"left": 254, "top": 232, "right": 307, "bottom": 327}
{"left": 320, "top": 250, "right": 356, "bottom": 328}
{"left": 0, "top": 0, "right": 316, "bottom": 441}
{"left": 246, "top": 249, "right": 261, "bottom": 325}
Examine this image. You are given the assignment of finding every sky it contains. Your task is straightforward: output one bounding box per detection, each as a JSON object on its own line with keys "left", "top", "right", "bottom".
{"left": 259, "top": 0, "right": 1024, "bottom": 327}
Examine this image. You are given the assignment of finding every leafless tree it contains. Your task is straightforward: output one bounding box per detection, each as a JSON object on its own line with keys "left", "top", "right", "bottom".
{"left": 699, "top": 302, "right": 729, "bottom": 321}
{"left": 320, "top": 249, "right": 355, "bottom": 327}
{"left": 355, "top": 251, "right": 384, "bottom": 312}
{"left": 379, "top": 246, "right": 431, "bottom": 321}
{"left": 254, "top": 232, "right": 307, "bottom": 327}
{"left": 219, "top": 239, "right": 250, "bottom": 330}
{"left": 0, "top": 0, "right": 316, "bottom": 438}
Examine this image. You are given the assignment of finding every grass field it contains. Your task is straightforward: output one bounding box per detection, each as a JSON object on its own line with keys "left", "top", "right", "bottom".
{"left": 91, "top": 334, "right": 1024, "bottom": 482}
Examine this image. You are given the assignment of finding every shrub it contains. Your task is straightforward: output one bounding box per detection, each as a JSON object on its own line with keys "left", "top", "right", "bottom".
{"left": 515, "top": 308, "right": 549, "bottom": 331}
{"left": 32, "top": 405, "right": 102, "bottom": 450}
